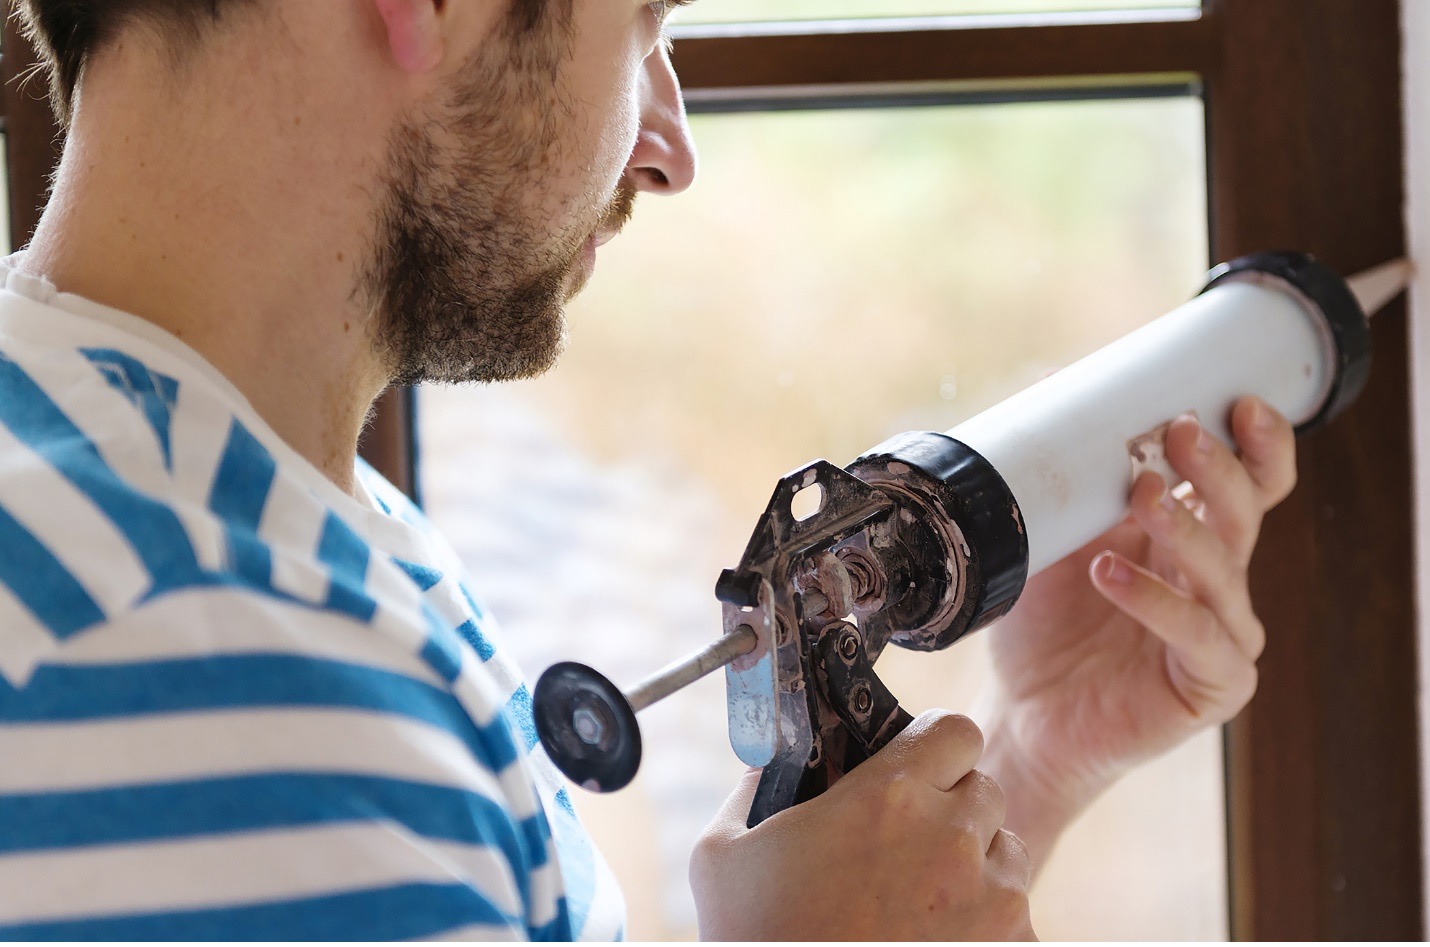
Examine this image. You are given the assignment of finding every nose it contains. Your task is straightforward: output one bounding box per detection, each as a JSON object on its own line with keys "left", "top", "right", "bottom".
{"left": 628, "top": 46, "right": 698, "bottom": 196}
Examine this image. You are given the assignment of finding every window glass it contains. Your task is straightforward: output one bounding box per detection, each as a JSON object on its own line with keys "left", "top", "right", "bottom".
{"left": 420, "top": 97, "right": 1220, "bottom": 940}
{"left": 675, "top": 0, "right": 1200, "bottom": 26}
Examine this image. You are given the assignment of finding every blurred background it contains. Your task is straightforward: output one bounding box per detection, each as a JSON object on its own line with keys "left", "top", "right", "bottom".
{"left": 421, "top": 0, "right": 1223, "bottom": 939}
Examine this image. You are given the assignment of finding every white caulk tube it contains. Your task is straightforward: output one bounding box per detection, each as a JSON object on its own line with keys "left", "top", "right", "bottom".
{"left": 951, "top": 256, "right": 1356, "bottom": 575}
{"left": 848, "top": 252, "right": 1384, "bottom": 653}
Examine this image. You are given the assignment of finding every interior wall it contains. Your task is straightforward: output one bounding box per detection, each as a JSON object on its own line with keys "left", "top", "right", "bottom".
{"left": 1402, "top": 0, "right": 1430, "bottom": 927}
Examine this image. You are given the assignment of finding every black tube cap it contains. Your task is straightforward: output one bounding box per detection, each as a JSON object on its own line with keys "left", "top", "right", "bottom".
{"left": 849, "top": 432, "right": 1028, "bottom": 651}
{"left": 1201, "top": 251, "right": 1372, "bottom": 435}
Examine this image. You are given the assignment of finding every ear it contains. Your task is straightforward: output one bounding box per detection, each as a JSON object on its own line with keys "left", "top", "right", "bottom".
{"left": 372, "top": 0, "right": 445, "bottom": 73}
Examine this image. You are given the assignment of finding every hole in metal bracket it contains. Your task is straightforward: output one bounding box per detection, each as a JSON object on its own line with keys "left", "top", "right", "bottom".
{"left": 791, "top": 483, "right": 824, "bottom": 522}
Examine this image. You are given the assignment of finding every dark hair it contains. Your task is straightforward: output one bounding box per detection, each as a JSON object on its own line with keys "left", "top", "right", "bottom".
{"left": 15, "top": 0, "right": 552, "bottom": 126}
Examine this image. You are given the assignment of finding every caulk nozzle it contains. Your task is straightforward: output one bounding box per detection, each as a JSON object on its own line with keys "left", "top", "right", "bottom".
{"left": 1347, "top": 257, "right": 1415, "bottom": 318}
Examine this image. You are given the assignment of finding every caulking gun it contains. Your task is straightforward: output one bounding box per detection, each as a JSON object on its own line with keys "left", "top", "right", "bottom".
{"left": 532, "top": 250, "right": 1412, "bottom": 827}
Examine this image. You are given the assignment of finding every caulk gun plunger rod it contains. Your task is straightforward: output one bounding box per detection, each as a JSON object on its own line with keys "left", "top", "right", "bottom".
{"left": 626, "top": 624, "right": 759, "bottom": 714}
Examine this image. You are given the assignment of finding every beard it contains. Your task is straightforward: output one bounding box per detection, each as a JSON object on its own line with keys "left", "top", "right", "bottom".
{"left": 362, "top": 17, "right": 635, "bottom": 387}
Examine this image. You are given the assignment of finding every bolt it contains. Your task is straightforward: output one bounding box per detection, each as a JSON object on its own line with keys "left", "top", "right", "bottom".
{"left": 853, "top": 686, "right": 873, "bottom": 715}
{"left": 839, "top": 629, "right": 860, "bottom": 661}
{"left": 775, "top": 614, "right": 793, "bottom": 647}
{"left": 837, "top": 548, "right": 886, "bottom": 610}
{"left": 573, "top": 707, "right": 605, "bottom": 746}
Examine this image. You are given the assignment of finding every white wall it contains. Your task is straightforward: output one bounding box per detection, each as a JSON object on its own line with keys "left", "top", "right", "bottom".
{"left": 1401, "top": 0, "right": 1430, "bottom": 926}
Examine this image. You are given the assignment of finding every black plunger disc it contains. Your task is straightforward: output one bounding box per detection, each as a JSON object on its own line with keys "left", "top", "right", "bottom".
{"left": 533, "top": 662, "right": 642, "bottom": 793}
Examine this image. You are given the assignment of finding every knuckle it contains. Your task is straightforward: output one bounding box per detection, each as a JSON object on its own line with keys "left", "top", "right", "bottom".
{"left": 961, "top": 769, "right": 1006, "bottom": 817}
{"left": 1278, "top": 469, "right": 1299, "bottom": 502}
{"left": 1183, "top": 610, "right": 1222, "bottom": 652}
{"left": 1208, "top": 663, "right": 1258, "bottom": 723}
{"left": 988, "top": 876, "right": 1033, "bottom": 934}
{"left": 870, "top": 770, "right": 924, "bottom": 823}
{"left": 994, "top": 829, "right": 1031, "bottom": 878}
{"left": 1234, "top": 664, "right": 1260, "bottom": 708}
{"left": 1243, "top": 616, "right": 1267, "bottom": 660}
{"left": 969, "top": 768, "right": 1003, "bottom": 801}
{"left": 689, "top": 830, "right": 726, "bottom": 877}
{"left": 949, "top": 818, "right": 986, "bottom": 861}
{"left": 692, "top": 822, "right": 732, "bottom": 858}
{"left": 928, "top": 711, "right": 985, "bottom": 756}
{"left": 1004, "top": 829, "right": 1031, "bottom": 868}
{"left": 1266, "top": 458, "right": 1298, "bottom": 505}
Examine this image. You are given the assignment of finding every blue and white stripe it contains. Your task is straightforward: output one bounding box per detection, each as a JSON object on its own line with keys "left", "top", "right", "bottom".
{"left": 0, "top": 279, "right": 623, "bottom": 940}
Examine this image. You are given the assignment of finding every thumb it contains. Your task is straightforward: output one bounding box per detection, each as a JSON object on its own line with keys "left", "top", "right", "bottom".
{"left": 707, "top": 767, "right": 762, "bottom": 841}
{"left": 846, "top": 710, "right": 984, "bottom": 793}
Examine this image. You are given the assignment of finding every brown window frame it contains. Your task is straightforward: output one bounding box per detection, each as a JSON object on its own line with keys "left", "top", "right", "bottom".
{"left": 3, "top": 0, "right": 1417, "bottom": 937}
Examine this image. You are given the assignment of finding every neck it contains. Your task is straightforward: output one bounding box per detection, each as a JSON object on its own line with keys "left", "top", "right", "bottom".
{"left": 21, "top": 35, "right": 396, "bottom": 497}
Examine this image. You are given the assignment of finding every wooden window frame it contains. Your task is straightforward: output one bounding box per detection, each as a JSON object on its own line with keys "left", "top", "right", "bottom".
{"left": 3, "top": 0, "right": 1417, "bottom": 937}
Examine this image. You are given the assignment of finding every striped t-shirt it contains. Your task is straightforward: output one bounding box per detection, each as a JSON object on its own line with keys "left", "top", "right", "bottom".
{"left": 0, "top": 264, "right": 624, "bottom": 940}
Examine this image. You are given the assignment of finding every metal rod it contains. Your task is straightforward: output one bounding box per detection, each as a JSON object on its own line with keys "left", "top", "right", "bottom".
{"left": 1347, "top": 257, "right": 1414, "bottom": 318}
{"left": 626, "top": 625, "right": 759, "bottom": 713}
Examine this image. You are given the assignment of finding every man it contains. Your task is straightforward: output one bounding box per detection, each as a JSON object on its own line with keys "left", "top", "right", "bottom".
{"left": 0, "top": 0, "right": 1295, "bottom": 939}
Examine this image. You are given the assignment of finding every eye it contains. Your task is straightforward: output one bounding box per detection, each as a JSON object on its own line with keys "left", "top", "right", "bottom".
{"left": 647, "top": 0, "right": 688, "bottom": 26}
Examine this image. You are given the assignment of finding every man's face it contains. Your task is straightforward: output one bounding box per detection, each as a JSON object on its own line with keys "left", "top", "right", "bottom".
{"left": 366, "top": 0, "right": 696, "bottom": 387}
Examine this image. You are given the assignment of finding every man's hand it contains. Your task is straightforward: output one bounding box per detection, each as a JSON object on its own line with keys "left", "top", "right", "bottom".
{"left": 690, "top": 712, "right": 1035, "bottom": 941}
{"left": 977, "top": 396, "right": 1298, "bottom": 869}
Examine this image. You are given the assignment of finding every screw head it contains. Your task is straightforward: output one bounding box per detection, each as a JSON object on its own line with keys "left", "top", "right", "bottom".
{"left": 853, "top": 686, "right": 873, "bottom": 715}
{"left": 534, "top": 662, "right": 643, "bottom": 793}
{"left": 573, "top": 707, "right": 605, "bottom": 745}
{"left": 774, "top": 614, "right": 793, "bottom": 647}
{"left": 839, "top": 629, "right": 861, "bottom": 661}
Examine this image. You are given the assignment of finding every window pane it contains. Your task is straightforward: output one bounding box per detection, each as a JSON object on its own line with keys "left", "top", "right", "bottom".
{"left": 421, "top": 98, "right": 1218, "bottom": 940}
{"left": 676, "top": 0, "right": 1199, "bottom": 26}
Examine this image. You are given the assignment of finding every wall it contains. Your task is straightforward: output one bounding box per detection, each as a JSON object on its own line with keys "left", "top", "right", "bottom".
{"left": 1402, "top": 0, "right": 1430, "bottom": 927}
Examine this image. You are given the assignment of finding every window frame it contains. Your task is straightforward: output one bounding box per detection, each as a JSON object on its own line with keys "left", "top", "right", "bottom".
{"left": 3, "top": 1, "right": 1417, "bottom": 937}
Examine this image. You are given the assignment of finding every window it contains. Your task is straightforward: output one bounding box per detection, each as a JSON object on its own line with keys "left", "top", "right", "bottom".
{"left": 660, "top": 11, "right": 1422, "bottom": 938}
{"left": 5, "top": 1, "right": 1415, "bottom": 939}
{"left": 421, "top": 96, "right": 1215, "bottom": 938}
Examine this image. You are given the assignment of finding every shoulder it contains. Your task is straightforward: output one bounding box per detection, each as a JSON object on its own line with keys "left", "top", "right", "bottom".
{"left": 0, "top": 330, "right": 394, "bottom": 671}
{"left": 0, "top": 330, "right": 584, "bottom": 937}
{"left": 0, "top": 332, "right": 531, "bottom": 801}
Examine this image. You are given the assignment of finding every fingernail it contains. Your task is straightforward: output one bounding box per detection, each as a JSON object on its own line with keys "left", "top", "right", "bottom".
{"left": 1195, "top": 425, "right": 1212, "bottom": 456}
{"left": 1253, "top": 399, "right": 1274, "bottom": 433}
{"left": 1099, "top": 553, "right": 1132, "bottom": 585}
{"left": 1159, "top": 487, "right": 1180, "bottom": 515}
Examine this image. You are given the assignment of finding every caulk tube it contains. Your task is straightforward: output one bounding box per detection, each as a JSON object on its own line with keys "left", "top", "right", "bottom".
{"left": 848, "top": 252, "right": 1372, "bottom": 652}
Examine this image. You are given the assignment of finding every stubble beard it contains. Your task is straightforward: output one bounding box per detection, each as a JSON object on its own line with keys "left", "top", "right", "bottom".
{"left": 363, "top": 18, "right": 634, "bottom": 388}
